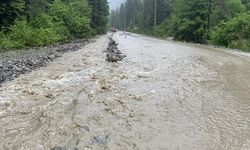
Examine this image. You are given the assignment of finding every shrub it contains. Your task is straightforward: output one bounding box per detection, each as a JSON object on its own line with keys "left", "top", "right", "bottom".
{"left": 0, "top": 19, "right": 64, "bottom": 49}
{"left": 8, "top": 20, "right": 33, "bottom": 47}
{"left": 154, "top": 20, "right": 170, "bottom": 38}
{"left": 29, "top": 13, "right": 70, "bottom": 41}
{"left": 0, "top": 31, "right": 23, "bottom": 49}
{"left": 11, "top": 20, "right": 63, "bottom": 47}
{"left": 153, "top": 16, "right": 181, "bottom": 38}
{"left": 210, "top": 13, "right": 250, "bottom": 51}
{"left": 27, "top": 28, "right": 63, "bottom": 46}
{"left": 48, "top": 0, "right": 92, "bottom": 39}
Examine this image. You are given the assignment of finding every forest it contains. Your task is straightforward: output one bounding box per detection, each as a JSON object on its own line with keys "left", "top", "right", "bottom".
{"left": 110, "top": 0, "right": 250, "bottom": 51}
{"left": 0, "top": 0, "right": 109, "bottom": 50}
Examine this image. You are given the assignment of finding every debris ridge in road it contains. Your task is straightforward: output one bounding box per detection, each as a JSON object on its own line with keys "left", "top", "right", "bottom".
{"left": 105, "top": 37, "right": 126, "bottom": 62}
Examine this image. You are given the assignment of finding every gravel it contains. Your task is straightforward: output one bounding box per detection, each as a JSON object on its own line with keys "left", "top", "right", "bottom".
{"left": 0, "top": 39, "right": 89, "bottom": 84}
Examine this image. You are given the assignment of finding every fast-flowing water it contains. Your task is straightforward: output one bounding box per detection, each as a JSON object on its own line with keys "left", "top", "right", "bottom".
{"left": 0, "top": 33, "right": 249, "bottom": 150}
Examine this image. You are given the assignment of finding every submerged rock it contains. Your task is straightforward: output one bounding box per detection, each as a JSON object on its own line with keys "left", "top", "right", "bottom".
{"left": 51, "top": 146, "right": 66, "bottom": 150}
{"left": 92, "top": 134, "right": 110, "bottom": 145}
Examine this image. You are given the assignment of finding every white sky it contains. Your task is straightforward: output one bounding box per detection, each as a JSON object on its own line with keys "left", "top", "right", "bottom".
{"left": 108, "top": 0, "right": 125, "bottom": 10}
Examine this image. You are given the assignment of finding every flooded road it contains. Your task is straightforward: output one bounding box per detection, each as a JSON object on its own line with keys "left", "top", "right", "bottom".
{"left": 0, "top": 32, "right": 250, "bottom": 150}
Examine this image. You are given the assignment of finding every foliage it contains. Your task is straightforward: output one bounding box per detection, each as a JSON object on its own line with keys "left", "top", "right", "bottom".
{"left": 210, "top": 13, "right": 250, "bottom": 51}
{"left": 168, "top": 0, "right": 208, "bottom": 43}
{"left": 48, "top": 0, "right": 92, "bottom": 38}
{"left": 0, "top": 0, "right": 25, "bottom": 29}
{"left": 0, "top": 19, "right": 63, "bottom": 49}
{"left": 154, "top": 16, "right": 178, "bottom": 38}
{"left": 88, "top": 0, "right": 109, "bottom": 34}
{"left": 0, "top": 0, "right": 109, "bottom": 50}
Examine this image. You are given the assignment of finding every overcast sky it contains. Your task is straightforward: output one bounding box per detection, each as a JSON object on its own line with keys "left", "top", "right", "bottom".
{"left": 108, "top": 0, "right": 125, "bottom": 10}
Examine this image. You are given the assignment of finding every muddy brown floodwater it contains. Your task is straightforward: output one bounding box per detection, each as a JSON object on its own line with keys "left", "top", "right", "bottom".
{"left": 0, "top": 33, "right": 250, "bottom": 150}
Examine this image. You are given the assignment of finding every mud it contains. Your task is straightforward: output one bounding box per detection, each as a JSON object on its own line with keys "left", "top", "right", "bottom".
{"left": 0, "top": 33, "right": 250, "bottom": 150}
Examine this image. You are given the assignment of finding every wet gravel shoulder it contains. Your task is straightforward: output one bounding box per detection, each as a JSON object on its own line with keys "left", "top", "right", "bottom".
{"left": 0, "top": 39, "right": 91, "bottom": 84}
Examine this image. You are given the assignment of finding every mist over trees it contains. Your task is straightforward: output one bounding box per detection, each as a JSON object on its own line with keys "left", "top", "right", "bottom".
{"left": 0, "top": 0, "right": 109, "bottom": 49}
{"left": 108, "top": 0, "right": 126, "bottom": 9}
{"left": 110, "top": 0, "right": 250, "bottom": 51}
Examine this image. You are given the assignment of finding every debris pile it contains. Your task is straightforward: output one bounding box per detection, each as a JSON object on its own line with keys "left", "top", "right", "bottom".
{"left": 0, "top": 39, "right": 89, "bottom": 84}
{"left": 105, "top": 37, "right": 126, "bottom": 62}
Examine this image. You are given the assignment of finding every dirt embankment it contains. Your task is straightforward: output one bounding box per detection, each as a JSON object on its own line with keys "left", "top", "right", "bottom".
{"left": 0, "top": 39, "right": 89, "bottom": 84}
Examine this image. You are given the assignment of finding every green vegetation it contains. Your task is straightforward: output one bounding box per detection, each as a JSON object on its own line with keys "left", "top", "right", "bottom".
{"left": 0, "top": 0, "right": 109, "bottom": 50}
{"left": 88, "top": 0, "right": 109, "bottom": 34}
{"left": 110, "top": 0, "right": 250, "bottom": 51}
{"left": 210, "top": 13, "right": 250, "bottom": 51}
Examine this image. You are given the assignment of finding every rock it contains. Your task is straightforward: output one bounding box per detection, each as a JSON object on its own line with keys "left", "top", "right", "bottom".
{"left": 90, "top": 73, "right": 98, "bottom": 79}
{"left": 48, "top": 54, "right": 56, "bottom": 59}
{"left": 106, "top": 53, "right": 122, "bottom": 62}
{"left": 131, "top": 95, "right": 143, "bottom": 101}
{"left": 98, "top": 78, "right": 109, "bottom": 89}
{"left": 79, "top": 126, "right": 90, "bottom": 132}
{"left": 137, "top": 72, "right": 150, "bottom": 78}
{"left": 51, "top": 146, "right": 66, "bottom": 150}
{"left": 0, "top": 39, "right": 89, "bottom": 85}
{"left": 44, "top": 93, "right": 55, "bottom": 99}
{"left": 92, "top": 134, "right": 110, "bottom": 145}
{"left": 72, "top": 146, "right": 78, "bottom": 150}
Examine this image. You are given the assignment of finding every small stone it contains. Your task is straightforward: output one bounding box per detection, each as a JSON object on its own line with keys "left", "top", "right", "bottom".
{"left": 80, "top": 126, "right": 90, "bottom": 132}
{"left": 45, "top": 93, "right": 54, "bottom": 98}
{"left": 132, "top": 95, "right": 143, "bottom": 101}
{"left": 99, "top": 78, "right": 109, "bottom": 89}
{"left": 72, "top": 146, "right": 79, "bottom": 150}
{"left": 48, "top": 54, "right": 56, "bottom": 59}
{"left": 90, "top": 74, "right": 98, "bottom": 79}
{"left": 137, "top": 72, "right": 150, "bottom": 78}
{"left": 93, "top": 134, "right": 110, "bottom": 145}
{"left": 51, "top": 146, "right": 66, "bottom": 150}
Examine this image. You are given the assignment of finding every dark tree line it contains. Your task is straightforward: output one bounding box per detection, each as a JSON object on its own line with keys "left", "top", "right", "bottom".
{"left": 0, "top": 0, "right": 109, "bottom": 49}
{"left": 88, "top": 0, "right": 109, "bottom": 34}
{"left": 111, "top": 0, "right": 250, "bottom": 51}
{"left": 0, "top": 0, "right": 24, "bottom": 29}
